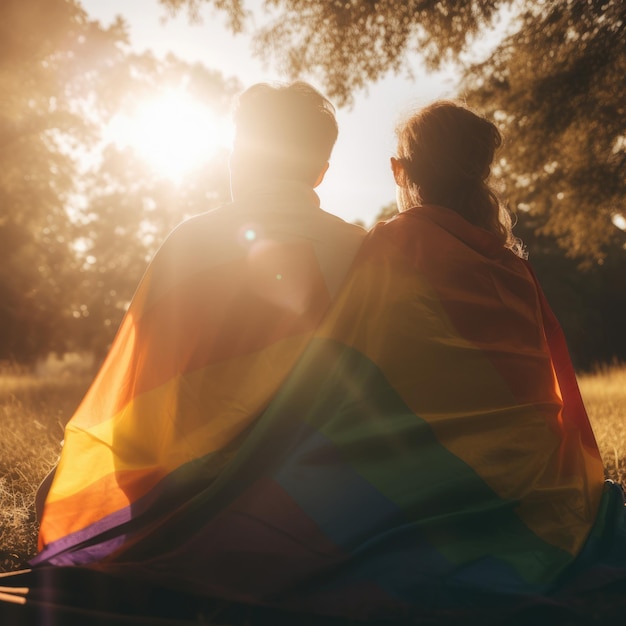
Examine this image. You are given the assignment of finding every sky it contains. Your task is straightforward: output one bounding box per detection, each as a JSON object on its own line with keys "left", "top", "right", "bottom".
{"left": 79, "top": 0, "right": 461, "bottom": 226}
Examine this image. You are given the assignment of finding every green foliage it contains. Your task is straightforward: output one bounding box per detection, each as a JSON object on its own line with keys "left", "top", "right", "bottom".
{"left": 462, "top": 0, "right": 626, "bottom": 262}
{"left": 0, "top": 0, "right": 238, "bottom": 363}
{"left": 250, "top": 0, "right": 500, "bottom": 106}
{"left": 0, "top": 0, "right": 125, "bottom": 362}
{"left": 159, "top": 0, "right": 502, "bottom": 106}
{"left": 161, "top": 0, "right": 247, "bottom": 31}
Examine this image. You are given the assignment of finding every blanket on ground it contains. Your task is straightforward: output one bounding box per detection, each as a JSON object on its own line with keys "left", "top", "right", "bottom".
{"left": 2, "top": 204, "right": 625, "bottom": 625}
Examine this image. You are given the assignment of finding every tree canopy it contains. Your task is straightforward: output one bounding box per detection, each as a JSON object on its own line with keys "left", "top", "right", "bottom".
{"left": 461, "top": 0, "right": 625, "bottom": 262}
{"left": 0, "top": 0, "right": 123, "bottom": 362}
{"left": 0, "top": 0, "right": 237, "bottom": 363}
{"left": 159, "top": 0, "right": 503, "bottom": 105}
{"left": 160, "top": 0, "right": 625, "bottom": 262}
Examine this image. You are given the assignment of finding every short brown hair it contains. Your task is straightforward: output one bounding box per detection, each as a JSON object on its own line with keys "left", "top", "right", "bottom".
{"left": 233, "top": 81, "right": 338, "bottom": 183}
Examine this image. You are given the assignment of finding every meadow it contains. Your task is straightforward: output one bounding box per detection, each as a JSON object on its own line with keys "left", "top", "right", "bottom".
{"left": 0, "top": 360, "right": 91, "bottom": 568}
{"left": 0, "top": 361, "right": 625, "bottom": 570}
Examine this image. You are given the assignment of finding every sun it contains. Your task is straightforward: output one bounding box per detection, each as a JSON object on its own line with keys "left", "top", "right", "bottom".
{"left": 109, "top": 90, "right": 233, "bottom": 182}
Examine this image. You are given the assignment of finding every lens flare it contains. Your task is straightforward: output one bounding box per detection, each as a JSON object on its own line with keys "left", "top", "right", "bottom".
{"left": 109, "top": 89, "right": 233, "bottom": 182}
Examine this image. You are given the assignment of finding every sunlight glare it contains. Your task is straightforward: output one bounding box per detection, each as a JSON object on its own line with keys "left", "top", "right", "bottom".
{"left": 110, "top": 90, "right": 233, "bottom": 182}
{"left": 613, "top": 214, "right": 626, "bottom": 231}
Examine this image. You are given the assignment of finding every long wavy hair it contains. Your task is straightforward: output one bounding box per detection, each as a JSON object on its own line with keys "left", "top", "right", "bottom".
{"left": 394, "top": 100, "right": 524, "bottom": 256}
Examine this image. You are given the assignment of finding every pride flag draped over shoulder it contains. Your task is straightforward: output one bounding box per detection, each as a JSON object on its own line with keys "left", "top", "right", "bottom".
{"left": 35, "top": 181, "right": 365, "bottom": 564}
{"left": 3, "top": 203, "right": 626, "bottom": 624}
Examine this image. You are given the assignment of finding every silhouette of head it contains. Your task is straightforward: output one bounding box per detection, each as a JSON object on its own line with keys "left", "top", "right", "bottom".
{"left": 391, "top": 100, "right": 517, "bottom": 250}
{"left": 230, "top": 81, "right": 338, "bottom": 195}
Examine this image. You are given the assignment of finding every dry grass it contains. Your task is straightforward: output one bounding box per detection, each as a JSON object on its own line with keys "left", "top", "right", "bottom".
{"left": 0, "top": 363, "right": 624, "bottom": 568}
{"left": 0, "top": 369, "right": 90, "bottom": 564}
{"left": 578, "top": 362, "right": 626, "bottom": 485}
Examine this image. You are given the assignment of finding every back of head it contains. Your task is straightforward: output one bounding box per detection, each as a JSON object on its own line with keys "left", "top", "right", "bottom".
{"left": 232, "top": 81, "right": 338, "bottom": 186}
{"left": 395, "top": 100, "right": 520, "bottom": 253}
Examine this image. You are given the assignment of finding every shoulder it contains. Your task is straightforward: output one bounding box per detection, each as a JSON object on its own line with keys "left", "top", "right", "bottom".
{"left": 148, "top": 204, "right": 243, "bottom": 273}
{"left": 165, "top": 204, "right": 235, "bottom": 244}
{"left": 162, "top": 203, "right": 246, "bottom": 251}
{"left": 362, "top": 210, "right": 431, "bottom": 259}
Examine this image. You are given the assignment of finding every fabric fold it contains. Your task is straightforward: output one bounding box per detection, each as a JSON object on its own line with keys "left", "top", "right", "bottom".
{"left": 26, "top": 204, "right": 626, "bottom": 622}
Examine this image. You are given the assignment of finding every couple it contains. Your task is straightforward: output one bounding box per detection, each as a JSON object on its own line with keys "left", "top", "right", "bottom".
{"left": 6, "top": 81, "right": 626, "bottom": 624}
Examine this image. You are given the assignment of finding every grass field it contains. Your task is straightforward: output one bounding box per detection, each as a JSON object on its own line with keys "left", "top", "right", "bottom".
{"left": 577, "top": 363, "right": 626, "bottom": 485}
{"left": 0, "top": 362, "right": 625, "bottom": 568}
{"left": 0, "top": 366, "right": 91, "bottom": 566}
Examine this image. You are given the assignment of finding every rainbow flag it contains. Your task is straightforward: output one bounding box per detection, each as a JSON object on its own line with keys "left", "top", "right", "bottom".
{"left": 7, "top": 203, "right": 626, "bottom": 623}
{"left": 35, "top": 183, "right": 365, "bottom": 566}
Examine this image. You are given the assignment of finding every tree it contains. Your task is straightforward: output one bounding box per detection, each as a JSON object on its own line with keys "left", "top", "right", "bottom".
{"left": 159, "top": 0, "right": 502, "bottom": 106}
{"left": 0, "top": 0, "right": 127, "bottom": 362}
{"left": 461, "top": 0, "right": 625, "bottom": 262}
{"left": 0, "top": 0, "right": 238, "bottom": 363}
{"left": 159, "top": 0, "right": 625, "bottom": 263}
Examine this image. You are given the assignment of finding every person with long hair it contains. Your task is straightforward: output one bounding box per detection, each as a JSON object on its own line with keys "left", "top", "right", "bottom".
{"left": 275, "top": 99, "right": 626, "bottom": 621}
{"left": 392, "top": 99, "right": 522, "bottom": 252}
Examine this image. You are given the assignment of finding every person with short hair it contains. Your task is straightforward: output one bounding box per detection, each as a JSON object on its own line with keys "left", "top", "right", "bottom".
{"left": 230, "top": 81, "right": 339, "bottom": 190}
{"left": 14, "top": 82, "right": 366, "bottom": 621}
